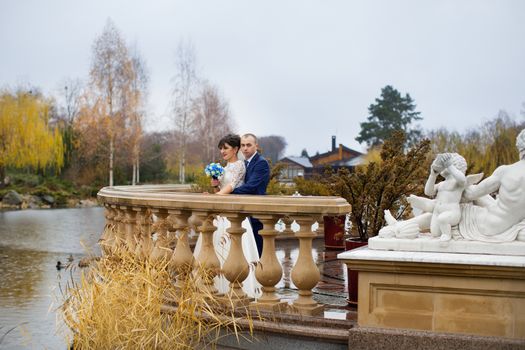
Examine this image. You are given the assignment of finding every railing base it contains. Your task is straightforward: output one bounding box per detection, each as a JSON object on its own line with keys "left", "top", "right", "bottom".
{"left": 161, "top": 303, "right": 354, "bottom": 350}
{"left": 217, "top": 294, "right": 255, "bottom": 309}
{"left": 249, "top": 301, "right": 289, "bottom": 313}
{"left": 288, "top": 304, "right": 324, "bottom": 317}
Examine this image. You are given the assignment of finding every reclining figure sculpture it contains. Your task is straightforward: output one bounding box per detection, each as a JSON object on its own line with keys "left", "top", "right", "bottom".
{"left": 379, "top": 129, "right": 525, "bottom": 243}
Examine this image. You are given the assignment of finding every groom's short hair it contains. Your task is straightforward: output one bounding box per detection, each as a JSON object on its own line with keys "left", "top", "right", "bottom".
{"left": 242, "top": 133, "right": 258, "bottom": 144}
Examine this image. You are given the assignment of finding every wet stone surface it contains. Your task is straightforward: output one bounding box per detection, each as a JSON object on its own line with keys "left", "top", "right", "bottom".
{"left": 274, "top": 239, "right": 355, "bottom": 320}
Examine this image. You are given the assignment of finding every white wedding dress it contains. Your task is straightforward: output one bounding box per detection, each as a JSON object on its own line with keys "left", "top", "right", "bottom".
{"left": 193, "top": 160, "right": 261, "bottom": 298}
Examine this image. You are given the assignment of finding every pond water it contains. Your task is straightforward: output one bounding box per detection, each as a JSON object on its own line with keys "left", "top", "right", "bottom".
{"left": 0, "top": 207, "right": 348, "bottom": 348}
{"left": 0, "top": 208, "right": 104, "bottom": 349}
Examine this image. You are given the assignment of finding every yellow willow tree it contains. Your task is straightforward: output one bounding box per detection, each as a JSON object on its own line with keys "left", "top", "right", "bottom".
{"left": 478, "top": 113, "right": 522, "bottom": 175}
{"left": 0, "top": 90, "right": 64, "bottom": 183}
{"left": 428, "top": 111, "right": 523, "bottom": 176}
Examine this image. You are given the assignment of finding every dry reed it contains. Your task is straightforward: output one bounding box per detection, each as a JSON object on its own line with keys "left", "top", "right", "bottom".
{"left": 60, "top": 244, "right": 255, "bottom": 349}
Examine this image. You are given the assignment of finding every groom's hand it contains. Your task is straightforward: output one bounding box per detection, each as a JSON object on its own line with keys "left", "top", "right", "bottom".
{"left": 211, "top": 179, "right": 220, "bottom": 188}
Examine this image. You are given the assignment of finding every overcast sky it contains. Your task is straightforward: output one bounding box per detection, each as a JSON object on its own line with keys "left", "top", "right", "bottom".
{"left": 1, "top": 0, "right": 524, "bottom": 156}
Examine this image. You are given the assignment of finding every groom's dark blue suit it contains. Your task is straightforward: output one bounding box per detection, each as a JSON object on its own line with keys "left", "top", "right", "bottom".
{"left": 232, "top": 152, "right": 270, "bottom": 257}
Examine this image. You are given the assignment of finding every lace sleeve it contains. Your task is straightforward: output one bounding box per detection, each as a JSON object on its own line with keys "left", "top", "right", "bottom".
{"left": 229, "top": 161, "right": 246, "bottom": 190}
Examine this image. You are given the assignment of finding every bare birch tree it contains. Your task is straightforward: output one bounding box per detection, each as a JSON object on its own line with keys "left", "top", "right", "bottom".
{"left": 89, "top": 19, "right": 131, "bottom": 186}
{"left": 56, "top": 78, "right": 84, "bottom": 170}
{"left": 58, "top": 78, "right": 84, "bottom": 125}
{"left": 170, "top": 40, "right": 199, "bottom": 183}
{"left": 192, "top": 82, "right": 234, "bottom": 163}
{"left": 125, "top": 49, "right": 149, "bottom": 185}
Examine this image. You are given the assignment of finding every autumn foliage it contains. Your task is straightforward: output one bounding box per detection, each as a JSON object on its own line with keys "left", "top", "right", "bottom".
{"left": 0, "top": 90, "right": 63, "bottom": 182}
{"left": 428, "top": 112, "right": 524, "bottom": 177}
{"left": 2, "top": 19, "right": 524, "bottom": 202}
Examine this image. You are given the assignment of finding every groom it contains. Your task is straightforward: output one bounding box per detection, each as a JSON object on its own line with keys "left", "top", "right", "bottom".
{"left": 232, "top": 133, "right": 270, "bottom": 256}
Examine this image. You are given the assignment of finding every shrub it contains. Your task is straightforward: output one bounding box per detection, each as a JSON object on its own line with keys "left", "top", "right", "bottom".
{"left": 330, "top": 131, "right": 431, "bottom": 241}
{"left": 293, "top": 175, "right": 331, "bottom": 196}
{"left": 9, "top": 172, "right": 40, "bottom": 187}
{"left": 190, "top": 172, "right": 215, "bottom": 193}
{"left": 266, "top": 163, "right": 294, "bottom": 195}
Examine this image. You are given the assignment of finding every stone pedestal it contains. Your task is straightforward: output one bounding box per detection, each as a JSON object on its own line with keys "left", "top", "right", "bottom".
{"left": 338, "top": 247, "right": 525, "bottom": 339}
{"left": 368, "top": 235, "right": 525, "bottom": 256}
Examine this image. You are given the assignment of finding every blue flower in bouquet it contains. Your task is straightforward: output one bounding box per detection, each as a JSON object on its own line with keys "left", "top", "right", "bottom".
{"left": 205, "top": 162, "right": 224, "bottom": 180}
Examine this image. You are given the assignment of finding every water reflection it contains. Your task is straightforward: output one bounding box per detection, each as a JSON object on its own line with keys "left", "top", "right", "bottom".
{"left": 0, "top": 208, "right": 102, "bottom": 254}
{"left": 0, "top": 248, "right": 49, "bottom": 307}
{"left": 0, "top": 208, "right": 104, "bottom": 350}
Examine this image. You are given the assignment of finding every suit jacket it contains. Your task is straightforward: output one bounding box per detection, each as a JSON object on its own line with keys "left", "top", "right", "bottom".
{"left": 232, "top": 153, "right": 270, "bottom": 195}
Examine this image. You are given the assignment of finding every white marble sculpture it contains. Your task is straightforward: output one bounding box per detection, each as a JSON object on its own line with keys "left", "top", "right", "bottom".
{"left": 375, "top": 129, "right": 525, "bottom": 255}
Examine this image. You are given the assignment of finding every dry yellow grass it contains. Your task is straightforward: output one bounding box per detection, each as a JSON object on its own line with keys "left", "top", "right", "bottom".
{"left": 60, "top": 245, "right": 255, "bottom": 349}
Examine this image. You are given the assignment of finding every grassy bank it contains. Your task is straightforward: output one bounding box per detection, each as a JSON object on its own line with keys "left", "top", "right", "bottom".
{"left": 0, "top": 172, "right": 100, "bottom": 208}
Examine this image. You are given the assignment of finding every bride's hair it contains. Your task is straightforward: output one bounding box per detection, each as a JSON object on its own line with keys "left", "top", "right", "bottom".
{"left": 218, "top": 134, "right": 241, "bottom": 149}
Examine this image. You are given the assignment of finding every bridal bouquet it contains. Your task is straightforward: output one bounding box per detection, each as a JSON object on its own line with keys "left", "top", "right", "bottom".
{"left": 205, "top": 162, "right": 224, "bottom": 179}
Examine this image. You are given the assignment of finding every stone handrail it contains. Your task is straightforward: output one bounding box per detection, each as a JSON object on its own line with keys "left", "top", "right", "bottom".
{"left": 97, "top": 184, "right": 351, "bottom": 316}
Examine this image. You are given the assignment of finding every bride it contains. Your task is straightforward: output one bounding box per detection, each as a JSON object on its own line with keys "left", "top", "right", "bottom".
{"left": 193, "top": 134, "right": 261, "bottom": 298}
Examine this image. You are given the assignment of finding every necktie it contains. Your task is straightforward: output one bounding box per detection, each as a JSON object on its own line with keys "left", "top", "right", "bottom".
{"left": 244, "top": 160, "right": 249, "bottom": 168}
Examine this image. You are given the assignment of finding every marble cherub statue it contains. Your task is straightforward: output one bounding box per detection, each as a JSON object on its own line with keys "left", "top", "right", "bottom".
{"left": 380, "top": 128, "right": 525, "bottom": 243}
{"left": 382, "top": 153, "right": 468, "bottom": 242}
{"left": 419, "top": 153, "right": 467, "bottom": 241}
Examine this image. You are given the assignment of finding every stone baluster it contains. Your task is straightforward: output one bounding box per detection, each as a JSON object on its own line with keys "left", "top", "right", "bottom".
{"left": 316, "top": 215, "right": 325, "bottom": 236}
{"left": 283, "top": 246, "right": 292, "bottom": 289}
{"left": 220, "top": 213, "right": 252, "bottom": 306}
{"left": 109, "top": 205, "right": 119, "bottom": 249}
{"left": 169, "top": 210, "right": 194, "bottom": 289}
{"left": 150, "top": 209, "right": 172, "bottom": 264}
{"left": 290, "top": 215, "right": 323, "bottom": 316}
{"left": 192, "top": 211, "right": 220, "bottom": 294}
{"left": 251, "top": 214, "right": 288, "bottom": 312}
{"left": 108, "top": 205, "right": 117, "bottom": 228}
{"left": 99, "top": 204, "right": 115, "bottom": 255}
{"left": 122, "top": 206, "right": 138, "bottom": 252}
{"left": 281, "top": 215, "right": 295, "bottom": 238}
{"left": 187, "top": 213, "right": 202, "bottom": 241}
{"left": 133, "top": 207, "right": 153, "bottom": 260}
{"left": 112, "top": 205, "right": 125, "bottom": 247}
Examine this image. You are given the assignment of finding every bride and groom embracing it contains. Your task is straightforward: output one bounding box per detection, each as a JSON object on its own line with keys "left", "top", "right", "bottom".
{"left": 194, "top": 133, "right": 271, "bottom": 297}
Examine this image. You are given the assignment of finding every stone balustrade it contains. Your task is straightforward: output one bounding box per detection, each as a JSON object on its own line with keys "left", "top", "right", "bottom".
{"left": 97, "top": 184, "right": 351, "bottom": 316}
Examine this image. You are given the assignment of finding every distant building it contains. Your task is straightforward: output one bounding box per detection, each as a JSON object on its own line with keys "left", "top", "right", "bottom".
{"left": 278, "top": 156, "right": 313, "bottom": 182}
{"left": 278, "top": 136, "right": 364, "bottom": 182}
